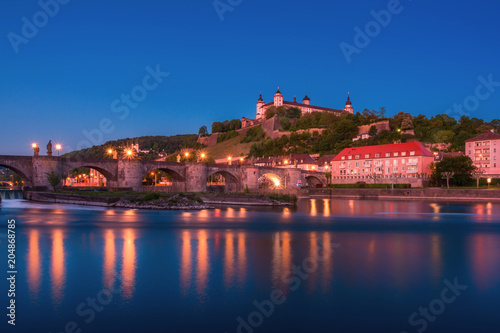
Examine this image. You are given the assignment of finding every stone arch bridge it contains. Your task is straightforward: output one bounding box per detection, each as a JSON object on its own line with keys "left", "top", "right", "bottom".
{"left": 0, "top": 156, "right": 326, "bottom": 192}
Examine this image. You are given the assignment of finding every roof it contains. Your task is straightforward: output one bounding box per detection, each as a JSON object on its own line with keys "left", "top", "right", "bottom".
{"left": 346, "top": 95, "right": 351, "bottom": 105}
{"left": 465, "top": 131, "right": 500, "bottom": 142}
{"left": 317, "top": 154, "right": 337, "bottom": 165}
{"left": 303, "top": 95, "right": 310, "bottom": 101}
{"left": 255, "top": 154, "right": 316, "bottom": 166}
{"left": 258, "top": 94, "right": 264, "bottom": 102}
{"left": 263, "top": 101, "right": 343, "bottom": 113}
{"left": 289, "top": 154, "right": 315, "bottom": 165}
{"left": 332, "top": 142, "right": 434, "bottom": 161}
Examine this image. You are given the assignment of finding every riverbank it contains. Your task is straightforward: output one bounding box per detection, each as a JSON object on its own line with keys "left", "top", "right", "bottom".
{"left": 302, "top": 188, "right": 500, "bottom": 201}
{"left": 22, "top": 191, "right": 295, "bottom": 209}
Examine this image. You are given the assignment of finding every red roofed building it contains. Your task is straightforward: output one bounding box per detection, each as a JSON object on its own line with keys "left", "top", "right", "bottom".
{"left": 465, "top": 130, "right": 500, "bottom": 175}
{"left": 331, "top": 142, "right": 434, "bottom": 185}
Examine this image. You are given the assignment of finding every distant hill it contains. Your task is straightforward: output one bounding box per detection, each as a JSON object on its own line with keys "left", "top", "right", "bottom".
{"left": 63, "top": 134, "right": 199, "bottom": 160}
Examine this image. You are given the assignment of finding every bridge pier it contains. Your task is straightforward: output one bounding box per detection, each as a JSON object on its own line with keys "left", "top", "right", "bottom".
{"left": 117, "top": 160, "right": 144, "bottom": 191}
{"left": 185, "top": 163, "right": 208, "bottom": 192}
{"left": 32, "top": 157, "right": 61, "bottom": 189}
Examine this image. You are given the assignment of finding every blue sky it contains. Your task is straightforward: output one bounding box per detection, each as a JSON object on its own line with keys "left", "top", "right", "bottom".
{"left": 1, "top": 0, "right": 500, "bottom": 155}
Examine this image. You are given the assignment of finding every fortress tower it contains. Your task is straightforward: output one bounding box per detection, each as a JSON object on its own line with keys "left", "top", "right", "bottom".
{"left": 344, "top": 93, "right": 353, "bottom": 114}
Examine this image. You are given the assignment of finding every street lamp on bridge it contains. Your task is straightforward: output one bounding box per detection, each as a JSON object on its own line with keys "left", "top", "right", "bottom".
{"left": 55, "top": 144, "right": 62, "bottom": 156}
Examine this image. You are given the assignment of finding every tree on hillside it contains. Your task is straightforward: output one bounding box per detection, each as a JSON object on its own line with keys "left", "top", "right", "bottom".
{"left": 369, "top": 125, "right": 378, "bottom": 136}
{"left": 228, "top": 119, "right": 242, "bottom": 131}
{"left": 335, "top": 118, "right": 358, "bottom": 140}
{"left": 434, "top": 155, "right": 475, "bottom": 186}
{"left": 433, "top": 130, "right": 455, "bottom": 143}
{"left": 265, "top": 106, "right": 277, "bottom": 119}
{"left": 377, "top": 107, "right": 387, "bottom": 119}
{"left": 361, "top": 109, "right": 379, "bottom": 124}
{"left": 212, "top": 121, "right": 224, "bottom": 133}
{"left": 199, "top": 125, "right": 208, "bottom": 136}
{"left": 265, "top": 106, "right": 302, "bottom": 120}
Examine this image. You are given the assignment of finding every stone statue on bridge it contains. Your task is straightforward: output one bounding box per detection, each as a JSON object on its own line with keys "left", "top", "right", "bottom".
{"left": 47, "top": 140, "right": 52, "bottom": 157}
{"left": 33, "top": 146, "right": 40, "bottom": 156}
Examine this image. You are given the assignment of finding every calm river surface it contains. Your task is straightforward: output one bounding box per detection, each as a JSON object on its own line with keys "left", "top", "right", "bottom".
{"left": 1, "top": 198, "right": 500, "bottom": 333}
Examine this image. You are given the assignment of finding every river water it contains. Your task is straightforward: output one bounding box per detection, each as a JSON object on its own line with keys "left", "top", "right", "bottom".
{"left": 1, "top": 198, "right": 500, "bottom": 333}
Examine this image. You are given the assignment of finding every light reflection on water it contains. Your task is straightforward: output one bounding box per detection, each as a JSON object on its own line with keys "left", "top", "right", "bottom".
{"left": 3, "top": 198, "right": 500, "bottom": 332}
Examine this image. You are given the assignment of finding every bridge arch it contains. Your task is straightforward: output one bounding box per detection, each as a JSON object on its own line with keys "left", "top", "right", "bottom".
{"left": 143, "top": 166, "right": 185, "bottom": 191}
{"left": 206, "top": 169, "right": 242, "bottom": 192}
{"left": 0, "top": 163, "right": 32, "bottom": 187}
{"left": 305, "top": 175, "right": 325, "bottom": 188}
{"left": 62, "top": 165, "right": 117, "bottom": 182}
{"left": 260, "top": 172, "right": 284, "bottom": 189}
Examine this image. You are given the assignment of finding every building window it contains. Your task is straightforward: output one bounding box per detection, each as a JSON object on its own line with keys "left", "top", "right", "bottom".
{"left": 402, "top": 159, "right": 405, "bottom": 164}
{"left": 355, "top": 162, "right": 359, "bottom": 168}
{"left": 410, "top": 151, "right": 416, "bottom": 156}
{"left": 402, "top": 152, "right": 407, "bottom": 156}
{"left": 355, "top": 155, "right": 360, "bottom": 159}
{"left": 394, "top": 152, "right": 399, "bottom": 157}
{"left": 402, "top": 166, "right": 405, "bottom": 171}
{"left": 385, "top": 153, "right": 390, "bottom": 157}
{"left": 348, "top": 156, "right": 352, "bottom": 160}
{"left": 469, "top": 143, "right": 471, "bottom": 147}
{"left": 365, "top": 154, "right": 370, "bottom": 158}
{"left": 341, "top": 156, "right": 345, "bottom": 160}
{"left": 375, "top": 153, "right": 380, "bottom": 158}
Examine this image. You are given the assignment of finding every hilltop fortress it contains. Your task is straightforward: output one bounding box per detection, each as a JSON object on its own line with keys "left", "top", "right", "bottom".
{"left": 241, "top": 89, "right": 354, "bottom": 128}
{"left": 255, "top": 88, "right": 353, "bottom": 120}
{"left": 199, "top": 89, "right": 355, "bottom": 147}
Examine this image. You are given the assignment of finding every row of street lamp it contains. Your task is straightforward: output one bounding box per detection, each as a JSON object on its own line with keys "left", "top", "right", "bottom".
{"left": 31, "top": 142, "right": 62, "bottom": 156}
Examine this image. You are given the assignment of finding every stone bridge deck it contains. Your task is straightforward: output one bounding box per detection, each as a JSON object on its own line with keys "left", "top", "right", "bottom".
{"left": 0, "top": 155, "right": 326, "bottom": 191}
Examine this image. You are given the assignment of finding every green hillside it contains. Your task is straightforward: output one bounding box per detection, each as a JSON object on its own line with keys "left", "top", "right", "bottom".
{"left": 63, "top": 134, "right": 199, "bottom": 160}
{"left": 205, "top": 134, "right": 254, "bottom": 160}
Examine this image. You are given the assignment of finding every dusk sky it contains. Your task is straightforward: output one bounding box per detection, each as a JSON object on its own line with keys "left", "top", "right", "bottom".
{"left": 1, "top": 0, "right": 500, "bottom": 155}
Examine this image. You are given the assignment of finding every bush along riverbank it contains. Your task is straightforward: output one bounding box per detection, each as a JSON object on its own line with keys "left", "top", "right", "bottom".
{"left": 23, "top": 190, "right": 297, "bottom": 209}
{"left": 115, "top": 193, "right": 211, "bottom": 210}
{"left": 24, "top": 191, "right": 211, "bottom": 210}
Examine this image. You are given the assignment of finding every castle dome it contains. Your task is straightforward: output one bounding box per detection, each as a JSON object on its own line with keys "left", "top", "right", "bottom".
{"left": 303, "top": 95, "right": 310, "bottom": 101}
{"left": 346, "top": 95, "right": 352, "bottom": 105}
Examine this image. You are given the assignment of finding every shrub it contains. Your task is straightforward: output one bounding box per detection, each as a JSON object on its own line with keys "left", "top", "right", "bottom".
{"left": 269, "top": 193, "right": 298, "bottom": 205}
{"left": 217, "top": 130, "right": 239, "bottom": 143}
